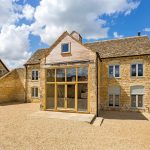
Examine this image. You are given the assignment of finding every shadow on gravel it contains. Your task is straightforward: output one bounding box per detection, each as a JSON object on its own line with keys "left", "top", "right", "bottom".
{"left": 0, "top": 101, "right": 26, "bottom": 106}
{"left": 99, "top": 111, "right": 148, "bottom": 120}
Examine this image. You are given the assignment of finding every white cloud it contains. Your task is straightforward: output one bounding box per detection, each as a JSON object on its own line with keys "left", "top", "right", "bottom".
{"left": 0, "top": 24, "right": 32, "bottom": 69}
{"left": 0, "top": 0, "right": 140, "bottom": 69}
{"left": 22, "top": 4, "right": 35, "bottom": 20}
{"left": 0, "top": 0, "right": 32, "bottom": 69}
{"left": 144, "top": 28, "right": 150, "bottom": 32}
{"left": 31, "top": 0, "right": 140, "bottom": 45}
{"left": 113, "top": 32, "right": 124, "bottom": 38}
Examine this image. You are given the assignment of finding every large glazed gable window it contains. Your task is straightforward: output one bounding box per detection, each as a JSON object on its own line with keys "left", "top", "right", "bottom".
{"left": 109, "top": 65, "right": 120, "bottom": 78}
{"left": 61, "top": 43, "right": 70, "bottom": 53}
{"left": 32, "top": 70, "right": 39, "bottom": 80}
{"left": 131, "top": 86, "right": 144, "bottom": 108}
{"left": 131, "top": 64, "right": 143, "bottom": 77}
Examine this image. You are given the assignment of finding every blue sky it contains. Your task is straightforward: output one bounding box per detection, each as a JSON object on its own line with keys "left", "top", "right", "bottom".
{"left": 0, "top": 0, "right": 150, "bottom": 68}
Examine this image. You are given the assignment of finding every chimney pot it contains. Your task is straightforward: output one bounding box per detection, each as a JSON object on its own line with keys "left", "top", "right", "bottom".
{"left": 138, "top": 32, "right": 141, "bottom": 36}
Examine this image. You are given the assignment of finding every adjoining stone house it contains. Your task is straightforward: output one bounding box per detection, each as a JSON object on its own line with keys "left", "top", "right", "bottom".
{"left": 24, "top": 31, "right": 150, "bottom": 115}
{"left": 0, "top": 59, "right": 9, "bottom": 77}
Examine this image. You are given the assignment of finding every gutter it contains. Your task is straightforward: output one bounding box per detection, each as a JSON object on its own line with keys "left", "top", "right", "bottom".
{"left": 24, "top": 65, "right": 28, "bottom": 103}
{"left": 96, "top": 52, "right": 102, "bottom": 117}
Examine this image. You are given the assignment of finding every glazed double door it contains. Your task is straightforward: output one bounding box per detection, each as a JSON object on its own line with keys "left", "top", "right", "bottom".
{"left": 57, "top": 84, "right": 75, "bottom": 110}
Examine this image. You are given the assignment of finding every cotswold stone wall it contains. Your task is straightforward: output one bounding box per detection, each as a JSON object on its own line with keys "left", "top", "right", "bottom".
{"left": 98, "top": 55, "right": 150, "bottom": 113}
{"left": 0, "top": 68, "right": 25, "bottom": 103}
{"left": 26, "top": 64, "right": 40, "bottom": 102}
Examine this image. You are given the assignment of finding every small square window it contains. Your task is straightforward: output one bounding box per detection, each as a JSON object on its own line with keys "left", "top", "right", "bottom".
{"left": 61, "top": 43, "right": 70, "bottom": 53}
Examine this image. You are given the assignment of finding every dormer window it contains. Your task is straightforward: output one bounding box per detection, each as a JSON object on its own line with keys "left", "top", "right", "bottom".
{"left": 61, "top": 43, "right": 70, "bottom": 53}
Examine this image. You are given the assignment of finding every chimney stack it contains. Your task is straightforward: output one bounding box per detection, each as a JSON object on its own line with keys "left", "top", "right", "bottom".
{"left": 70, "top": 31, "right": 82, "bottom": 43}
{"left": 138, "top": 32, "right": 141, "bottom": 36}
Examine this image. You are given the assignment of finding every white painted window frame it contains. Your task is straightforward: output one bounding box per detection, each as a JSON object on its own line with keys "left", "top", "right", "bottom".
{"left": 32, "top": 70, "right": 39, "bottom": 81}
{"left": 31, "top": 87, "right": 39, "bottom": 98}
{"left": 131, "top": 94, "right": 144, "bottom": 108}
{"left": 131, "top": 63, "right": 144, "bottom": 77}
{"left": 108, "top": 64, "right": 120, "bottom": 78}
{"left": 109, "top": 94, "right": 120, "bottom": 107}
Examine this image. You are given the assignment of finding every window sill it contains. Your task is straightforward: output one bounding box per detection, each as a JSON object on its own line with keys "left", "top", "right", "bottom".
{"left": 108, "top": 77, "right": 121, "bottom": 79}
{"left": 130, "top": 107, "right": 145, "bottom": 110}
{"left": 131, "top": 76, "right": 144, "bottom": 78}
{"left": 31, "top": 80, "right": 39, "bottom": 82}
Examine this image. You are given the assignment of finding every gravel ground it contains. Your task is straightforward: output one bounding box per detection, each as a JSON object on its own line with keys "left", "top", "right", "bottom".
{"left": 0, "top": 103, "right": 150, "bottom": 150}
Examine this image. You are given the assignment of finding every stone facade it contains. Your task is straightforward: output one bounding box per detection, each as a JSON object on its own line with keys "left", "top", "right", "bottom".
{"left": 25, "top": 64, "right": 41, "bottom": 102}
{"left": 98, "top": 55, "right": 150, "bottom": 113}
{"left": 0, "top": 68, "right": 25, "bottom": 103}
{"left": 0, "top": 31, "right": 147, "bottom": 115}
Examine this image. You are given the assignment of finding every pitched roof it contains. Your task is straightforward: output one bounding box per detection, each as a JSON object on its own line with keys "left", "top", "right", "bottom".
{"left": 25, "top": 31, "right": 69, "bottom": 65}
{"left": 25, "top": 33, "right": 150, "bottom": 65}
{"left": 0, "top": 59, "right": 9, "bottom": 72}
{"left": 25, "top": 48, "right": 49, "bottom": 65}
{"left": 84, "top": 36, "right": 150, "bottom": 58}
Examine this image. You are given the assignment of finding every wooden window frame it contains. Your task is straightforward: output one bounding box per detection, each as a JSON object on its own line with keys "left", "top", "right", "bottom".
{"left": 45, "top": 65, "right": 89, "bottom": 113}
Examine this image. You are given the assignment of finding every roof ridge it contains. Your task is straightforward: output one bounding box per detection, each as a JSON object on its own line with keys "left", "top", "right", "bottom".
{"left": 84, "top": 35, "right": 148, "bottom": 44}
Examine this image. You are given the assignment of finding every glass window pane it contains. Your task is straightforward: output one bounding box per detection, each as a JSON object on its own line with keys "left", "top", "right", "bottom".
{"left": 61, "top": 43, "right": 69, "bottom": 53}
{"left": 78, "top": 67, "right": 88, "bottom": 81}
{"left": 32, "top": 88, "right": 34, "bottom": 97}
{"left": 35, "top": 88, "right": 38, "bottom": 97}
{"left": 56, "top": 69, "right": 65, "bottom": 82}
{"left": 138, "top": 64, "right": 143, "bottom": 76}
{"left": 67, "top": 68, "right": 76, "bottom": 82}
{"left": 138, "top": 95, "right": 143, "bottom": 107}
{"left": 67, "top": 85, "right": 75, "bottom": 109}
{"left": 109, "top": 66, "right": 113, "bottom": 77}
{"left": 36, "top": 71, "right": 39, "bottom": 80}
{"left": 47, "top": 69, "right": 55, "bottom": 82}
{"left": 32, "top": 71, "right": 34, "bottom": 80}
{"left": 115, "top": 95, "right": 119, "bottom": 106}
{"left": 57, "top": 85, "right": 65, "bottom": 108}
{"left": 78, "top": 84, "right": 88, "bottom": 111}
{"left": 109, "top": 95, "right": 113, "bottom": 106}
{"left": 131, "top": 64, "right": 136, "bottom": 76}
{"left": 131, "top": 95, "right": 136, "bottom": 107}
{"left": 115, "top": 65, "right": 120, "bottom": 77}
{"left": 46, "top": 85, "right": 55, "bottom": 109}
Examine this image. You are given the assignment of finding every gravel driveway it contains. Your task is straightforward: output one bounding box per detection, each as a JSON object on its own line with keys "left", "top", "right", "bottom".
{"left": 0, "top": 103, "right": 150, "bottom": 150}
